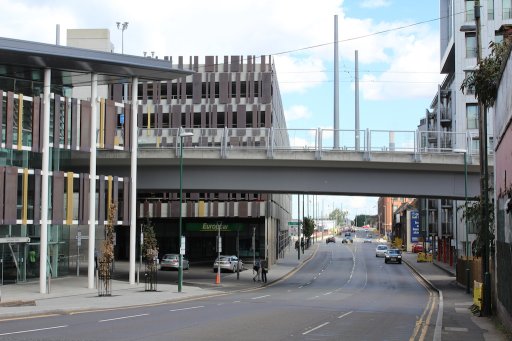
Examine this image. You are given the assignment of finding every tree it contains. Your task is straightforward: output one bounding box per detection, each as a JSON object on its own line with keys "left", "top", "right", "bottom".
{"left": 98, "top": 203, "right": 116, "bottom": 296}
{"left": 460, "top": 195, "right": 495, "bottom": 257}
{"left": 329, "top": 208, "right": 349, "bottom": 227}
{"left": 461, "top": 40, "right": 511, "bottom": 107}
{"left": 141, "top": 218, "right": 159, "bottom": 272}
{"left": 302, "top": 216, "right": 315, "bottom": 238}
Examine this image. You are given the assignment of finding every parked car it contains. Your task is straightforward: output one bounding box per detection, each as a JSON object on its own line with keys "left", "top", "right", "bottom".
{"left": 326, "top": 236, "right": 336, "bottom": 244}
{"left": 375, "top": 244, "right": 388, "bottom": 257}
{"left": 384, "top": 249, "right": 402, "bottom": 264}
{"left": 213, "top": 255, "right": 243, "bottom": 273}
{"left": 411, "top": 243, "right": 424, "bottom": 253}
{"left": 160, "top": 254, "right": 190, "bottom": 270}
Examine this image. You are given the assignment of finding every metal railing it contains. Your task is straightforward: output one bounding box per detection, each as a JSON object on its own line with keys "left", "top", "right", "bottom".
{"left": 136, "top": 127, "right": 487, "bottom": 160}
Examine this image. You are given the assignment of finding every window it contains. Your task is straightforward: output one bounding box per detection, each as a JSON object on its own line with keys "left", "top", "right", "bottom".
{"left": 465, "top": 33, "right": 477, "bottom": 58}
{"left": 489, "top": 0, "right": 494, "bottom": 19}
{"left": 466, "top": 0, "right": 475, "bottom": 21}
{"left": 504, "top": 0, "right": 512, "bottom": 19}
{"left": 466, "top": 104, "right": 479, "bottom": 129}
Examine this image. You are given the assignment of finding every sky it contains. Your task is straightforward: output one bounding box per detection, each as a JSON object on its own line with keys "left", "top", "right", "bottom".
{"left": 0, "top": 0, "right": 442, "bottom": 221}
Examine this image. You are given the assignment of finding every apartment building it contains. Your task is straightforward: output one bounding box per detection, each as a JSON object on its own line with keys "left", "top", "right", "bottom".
{"left": 416, "top": 0, "right": 510, "bottom": 266}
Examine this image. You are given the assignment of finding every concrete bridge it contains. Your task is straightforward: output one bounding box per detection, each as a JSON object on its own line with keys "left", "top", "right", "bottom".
{"left": 93, "top": 127, "right": 488, "bottom": 199}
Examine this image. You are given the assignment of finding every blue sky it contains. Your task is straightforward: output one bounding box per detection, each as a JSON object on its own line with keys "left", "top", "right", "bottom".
{"left": 0, "top": 0, "right": 442, "bottom": 221}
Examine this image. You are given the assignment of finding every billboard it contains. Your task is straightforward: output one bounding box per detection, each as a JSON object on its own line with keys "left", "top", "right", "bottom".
{"left": 410, "top": 210, "right": 420, "bottom": 242}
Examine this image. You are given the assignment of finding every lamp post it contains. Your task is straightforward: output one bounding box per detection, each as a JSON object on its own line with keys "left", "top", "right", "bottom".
{"left": 455, "top": 149, "right": 470, "bottom": 293}
{"left": 178, "top": 128, "right": 193, "bottom": 293}
{"left": 116, "top": 21, "right": 128, "bottom": 54}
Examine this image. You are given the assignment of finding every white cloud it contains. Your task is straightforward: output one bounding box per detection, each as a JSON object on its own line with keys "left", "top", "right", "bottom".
{"left": 0, "top": 0, "right": 440, "bottom": 101}
{"left": 360, "top": 0, "right": 391, "bottom": 8}
{"left": 357, "top": 27, "right": 442, "bottom": 100}
{"left": 275, "top": 55, "right": 328, "bottom": 93}
{"left": 285, "top": 105, "right": 313, "bottom": 122}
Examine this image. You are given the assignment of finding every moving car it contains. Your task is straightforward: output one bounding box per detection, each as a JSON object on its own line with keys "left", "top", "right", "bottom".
{"left": 326, "top": 236, "right": 336, "bottom": 244}
{"left": 363, "top": 236, "right": 372, "bottom": 243}
{"left": 342, "top": 233, "right": 353, "bottom": 244}
{"left": 213, "top": 255, "right": 243, "bottom": 273}
{"left": 375, "top": 244, "right": 388, "bottom": 257}
{"left": 384, "top": 249, "right": 402, "bottom": 264}
{"left": 411, "top": 243, "right": 424, "bottom": 253}
{"left": 160, "top": 253, "right": 190, "bottom": 270}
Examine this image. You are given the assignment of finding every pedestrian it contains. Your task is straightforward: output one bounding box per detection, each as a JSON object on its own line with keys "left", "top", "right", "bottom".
{"left": 253, "top": 258, "right": 261, "bottom": 282}
{"left": 261, "top": 259, "right": 268, "bottom": 283}
{"left": 94, "top": 249, "right": 100, "bottom": 270}
{"left": 295, "top": 240, "right": 299, "bottom": 250}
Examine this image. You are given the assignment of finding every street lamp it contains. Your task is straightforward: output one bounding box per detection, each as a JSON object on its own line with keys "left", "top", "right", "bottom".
{"left": 455, "top": 148, "right": 470, "bottom": 294}
{"left": 116, "top": 21, "right": 128, "bottom": 54}
{"left": 178, "top": 128, "right": 193, "bottom": 293}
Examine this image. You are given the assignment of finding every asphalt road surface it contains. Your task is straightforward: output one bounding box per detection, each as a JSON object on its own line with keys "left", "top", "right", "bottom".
{"left": 0, "top": 240, "right": 436, "bottom": 341}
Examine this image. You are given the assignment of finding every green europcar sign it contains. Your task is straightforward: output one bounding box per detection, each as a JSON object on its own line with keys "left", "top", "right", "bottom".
{"left": 186, "top": 222, "right": 244, "bottom": 232}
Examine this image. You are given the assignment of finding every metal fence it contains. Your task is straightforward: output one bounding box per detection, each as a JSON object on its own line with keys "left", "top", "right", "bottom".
{"left": 136, "top": 127, "right": 485, "bottom": 159}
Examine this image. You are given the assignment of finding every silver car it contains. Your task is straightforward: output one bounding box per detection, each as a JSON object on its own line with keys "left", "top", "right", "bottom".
{"left": 213, "top": 255, "right": 243, "bottom": 273}
{"left": 160, "top": 254, "right": 190, "bottom": 270}
{"left": 375, "top": 244, "right": 388, "bottom": 257}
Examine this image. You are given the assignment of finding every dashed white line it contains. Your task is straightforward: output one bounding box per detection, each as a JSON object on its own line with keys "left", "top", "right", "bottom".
{"left": 169, "top": 306, "right": 204, "bottom": 312}
{"left": 233, "top": 300, "right": 241, "bottom": 303}
{"left": 338, "top": 311, "right": 353, "bottom": 319}
{"left": 251, "top": 295, "right": 270, "bottom": 300}
{"left": 99, "top": 314, "right": 149, "bottom": 323}
{"left": 302, "top": 322, "right": 330, "bottom": 335}
{"left": 0, "top": 325, "right": 68, "bottom": 336}
{"left": 323, "top": 291, "right": 333, "bottom": 295}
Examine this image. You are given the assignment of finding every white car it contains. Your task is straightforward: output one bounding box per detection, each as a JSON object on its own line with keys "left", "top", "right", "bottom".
{"left": 375, "top": 244, "right": 388, "bottom": 257}
{"left": 213, "top": 255, "right": 243, "bottom": 273}
{"left": 160, "top": 253, "right": 190, "bottom": 270}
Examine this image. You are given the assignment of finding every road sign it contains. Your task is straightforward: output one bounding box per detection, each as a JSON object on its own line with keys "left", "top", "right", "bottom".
{"left": 0, "top": 237, "right": 30, "bottom": 243}
{"left": 288, "top": 221, "right": 301, "bottom": 226}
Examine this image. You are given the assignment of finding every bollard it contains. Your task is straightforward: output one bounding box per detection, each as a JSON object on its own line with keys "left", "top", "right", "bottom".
{"left": 466, "top": 268, "right": 471, "bottom": 294}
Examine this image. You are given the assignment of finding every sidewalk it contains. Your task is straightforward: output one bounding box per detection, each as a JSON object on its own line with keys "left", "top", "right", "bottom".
{"left": 0, "top": 243, "right": 317, "bottom": 319}
{"left": 402, "top": 252, "right": 510, "bottom": 340}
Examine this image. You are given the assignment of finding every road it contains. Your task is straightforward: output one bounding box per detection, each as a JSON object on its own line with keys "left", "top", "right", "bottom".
{"left": 0, "top": 239, "right": 437, "bottom": 340}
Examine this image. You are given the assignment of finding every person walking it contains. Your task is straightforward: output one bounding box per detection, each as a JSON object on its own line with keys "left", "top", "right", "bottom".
{"left": 253, "top": 258, "right": 261, "bottom": 282}
{"left": 261, "top": 259, "right": 268, "bottom": 283}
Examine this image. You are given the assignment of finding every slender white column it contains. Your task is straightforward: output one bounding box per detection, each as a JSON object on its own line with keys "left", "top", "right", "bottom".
{"left": 39, "top": 68, "right": 51, "bottom": 294}
{"left": 129, "top": 77, "right": 139, "bottom": 284}
{"left": 88, "top": 74, "right": 98, "bottom": 289}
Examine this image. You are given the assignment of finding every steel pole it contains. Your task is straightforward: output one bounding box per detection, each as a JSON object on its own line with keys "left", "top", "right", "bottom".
{"left": 464, "top": 151, "right": 470, "bottom": 294}
{"left": 178, "top": 135, "right": 184, "bottom": 293}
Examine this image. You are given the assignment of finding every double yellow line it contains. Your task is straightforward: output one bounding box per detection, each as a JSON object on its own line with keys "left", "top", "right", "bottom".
{"left": 409, "top": 270, "right": 438, "bottom": 341}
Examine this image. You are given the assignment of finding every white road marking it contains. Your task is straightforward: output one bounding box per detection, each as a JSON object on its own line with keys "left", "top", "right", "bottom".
{"left": 313, "top": 276, "right": 318, "bottom": 280}
{"left": 169, "top": 306, "right": 204, "bottom": 312}
{"left": 0, "top": 325, "right": 68, "bottom": 336}
{"left": 455, "top": 307, "right": 470, "bottom": 313}
{"left": 298, "top": 286, "right": 303, "bottom": 288}
{"left": 323, "top": 292, "right": 332, "bottom": 295}
{"left": 251, "top": 295, "right": 270, "bottom": 300}
{"left": 302, "top": 322, "right": 330, "bottom": 335}
{"left": 338, "top": 311, "right": 353, "bottom": 319}
{"left": 445, "top": 327, "right": 469, "bottom": 332}
{"left": 233, "top": 300, "right": 241, "bottom": 303}
{"left": 99, "top": 314, "right": 149, "bottom": 323}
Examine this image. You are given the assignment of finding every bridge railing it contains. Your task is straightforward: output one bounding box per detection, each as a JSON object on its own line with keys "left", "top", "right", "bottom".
{"left": 137, "top": 127, "right": 483, "bottom": 159}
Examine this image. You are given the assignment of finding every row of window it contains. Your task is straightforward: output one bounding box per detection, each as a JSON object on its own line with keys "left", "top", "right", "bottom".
{"left": 465, "top": 0, "right": 512, "bottom": 21}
